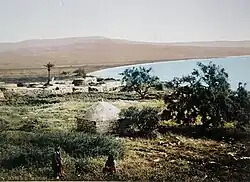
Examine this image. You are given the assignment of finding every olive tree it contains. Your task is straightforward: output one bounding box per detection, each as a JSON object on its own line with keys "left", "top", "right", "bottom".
{"left": 164, "top": 62, "right": 250, "bottom": 130}
{"left": 120, "top": 67, "right": 159, "bottom": 99}
{"left": 73, "top": 67, "right": 86, "bottom": 77}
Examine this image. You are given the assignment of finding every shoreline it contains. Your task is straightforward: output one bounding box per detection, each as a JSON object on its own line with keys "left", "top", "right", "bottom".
{"left": 88, "top": 55, "right": 250, "bottom": 75}
{"left": 87, "top": 55, "right": 250, "bottom": 91}
{"left": 0, "top": 54, "right": 249, "bottom": 78}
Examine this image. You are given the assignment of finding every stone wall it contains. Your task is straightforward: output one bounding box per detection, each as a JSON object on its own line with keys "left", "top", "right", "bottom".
{"left": 73, "top": 86, "right": 89, "bottom": 93}
{"left": 101, "top": 81, "right": 122, "bottom": 92}
{"left": 85, "top": 77, "right": 97, "bottom": 84}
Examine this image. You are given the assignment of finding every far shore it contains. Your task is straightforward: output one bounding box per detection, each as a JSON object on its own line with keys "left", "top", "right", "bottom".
{"left": 1, "top": 37, "right": 250, "bottom": 77}
{"left": 88, "top": 55, "right": 250, "bottom": 75}
{"left": 0, "top": 54, "right": 249, "bottom": 78}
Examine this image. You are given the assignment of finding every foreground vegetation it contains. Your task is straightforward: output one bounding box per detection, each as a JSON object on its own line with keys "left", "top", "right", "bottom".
{"left": 0, "top": 62, "right": 250, "bottom": 181}
{"left": 0, "top": 93, "right": 249, "bottom": 181}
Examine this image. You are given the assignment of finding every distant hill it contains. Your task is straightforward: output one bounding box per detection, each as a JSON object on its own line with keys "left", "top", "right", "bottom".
{"left": 0, "top": 37, "right": 250, "bottom": 76}
{"left": 170, "top": 40, "right": 250, "bottom": 47}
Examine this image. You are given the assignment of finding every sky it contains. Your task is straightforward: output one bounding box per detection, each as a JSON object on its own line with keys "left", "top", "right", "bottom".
{"left": 0, "top": 0, "right": 250, "bottom": 43}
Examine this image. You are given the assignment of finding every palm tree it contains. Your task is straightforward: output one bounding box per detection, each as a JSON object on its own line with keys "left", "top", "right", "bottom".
{"left": 44, "top": 62, "right": 55, "bottom": 84}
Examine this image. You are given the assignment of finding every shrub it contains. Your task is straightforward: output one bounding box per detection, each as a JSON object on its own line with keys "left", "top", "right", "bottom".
{"left": 104, "top": 78, "right": 116, "bottom": 81}
{"left": 96, "top": 77, "right": 104, "bottom": 82}
{"left": 29, "top": 132, "right": 124, "bottom": 159}
{"left": 0, "top": 131, "right": 124, "bottom": 170}
{"left": 0, "top": 118, "right": 10, "bottom": 132}
{"left": 73, "top": 68, "right": 86, "bottom": 77}
{"left": 18, "top": 119, "right": 49, "bottom": 132}
{"left": 0, "top": 146, "right": 54, "bottom": 169}
{"left": 116, "top": 106, "right": 160, "bottom": 137}
{"left": 154, "top": 83, "right": 164, "bottom": 91}
{"left": 60, "top": 71, "right": 69, "bottom": 75}
{"left": 76, "top": 117, "right": 97, "bottom": 133}
{"left": 72, "top": 79, "right": 84, "bottom": 86}
{"left": 17, "top": 83, "right": 26, "bottom": 87}
{"left": 75, "top": 158, "right": 90, "bottom": 174}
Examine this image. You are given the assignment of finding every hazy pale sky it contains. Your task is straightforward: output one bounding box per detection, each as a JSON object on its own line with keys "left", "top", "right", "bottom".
{"left": 0, "top": 0, "right": 250, "bottom": 43}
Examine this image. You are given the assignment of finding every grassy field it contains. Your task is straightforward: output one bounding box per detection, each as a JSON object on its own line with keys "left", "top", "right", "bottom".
{"left": 0, "top": 92, "right": 249, "bottom": 181}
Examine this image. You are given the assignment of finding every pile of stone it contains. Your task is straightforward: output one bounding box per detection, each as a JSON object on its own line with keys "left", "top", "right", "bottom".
{"left": 77, "top": 101, "right": 121, "bottom": 134}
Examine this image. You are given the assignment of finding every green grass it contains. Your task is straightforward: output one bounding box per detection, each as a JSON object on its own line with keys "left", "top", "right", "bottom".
{"left": 0, "top": 93, "right": 249, "bottom": 181}
{"left": 113, "top": 99, "right": 165, "bottom": 110}
{"left": 0, "top": 99, "right": 163, "bottom": 132}
{"left": 0, "top": 101, "right": 93, "bottom": 132}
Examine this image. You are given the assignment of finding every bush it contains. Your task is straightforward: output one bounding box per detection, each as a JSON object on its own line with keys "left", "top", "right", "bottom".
{"left": 17, "top": 83, "right": 26, "bottom": 87}
{"left": 154, "top": 83, "right": 164, "bottom": 91}
{"left": 0, "top": 131, "right": 124, "bottom": 170}
{"left": 73, "top": 68, "right": 86, "bottom": 77}
{"left": 0, "top": 118, "right": 10, "bottom": 132}
{"left": 104, "top": 78, "right": 116, "bottom": 81}
{"left": 116, "top": 106, "right": 160, "bottom": 137}
{"left": 18, "top": 119, "right": 49, "bottom": 132}
{"left": 60, "top": 71, "right": 70, "bottom": 75}
{"left": 76, "top": 117, "right": 97, "bottom": 133}
{"left": 29, "top": 132, "right": 124, "bottom": 159}
{"left": 0, "top": 146, "right": 54, "bottom": 169}
{"left": 96, "top": 77, "right": 104, "bottom": 82}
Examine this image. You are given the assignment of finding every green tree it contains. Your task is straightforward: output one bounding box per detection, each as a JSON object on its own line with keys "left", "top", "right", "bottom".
{"left": 230, "top": 82, "right": 250, "bottom": 130}
{"left": 73, "top": 67, "right": 86, "bottom": 77}
{"left": 120, "top": 67, "right": 159, "bottom": 99}
{"left": 164, "top": 62, "right": 250, "bottom": 130}
{"left": 44, "top": 62, "right": 55, "bottom": 84}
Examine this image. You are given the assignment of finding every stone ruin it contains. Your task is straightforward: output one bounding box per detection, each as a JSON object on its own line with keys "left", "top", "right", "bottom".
{"left": 77, "top": 101, "right": 121, "bottom": 134}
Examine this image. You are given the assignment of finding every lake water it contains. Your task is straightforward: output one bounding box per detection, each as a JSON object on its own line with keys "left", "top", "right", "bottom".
{"left": 90, "top": 56, "right": 250, "bottom": 90}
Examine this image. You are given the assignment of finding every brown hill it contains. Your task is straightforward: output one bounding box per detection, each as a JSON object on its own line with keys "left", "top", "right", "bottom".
{"left": 0, "top": 37, "right": 250, "bottom": 76}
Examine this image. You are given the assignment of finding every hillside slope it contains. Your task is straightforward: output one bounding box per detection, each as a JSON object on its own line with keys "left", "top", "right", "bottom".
{"left": 0, "top": 37, "right": 250, "bottom": 76}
